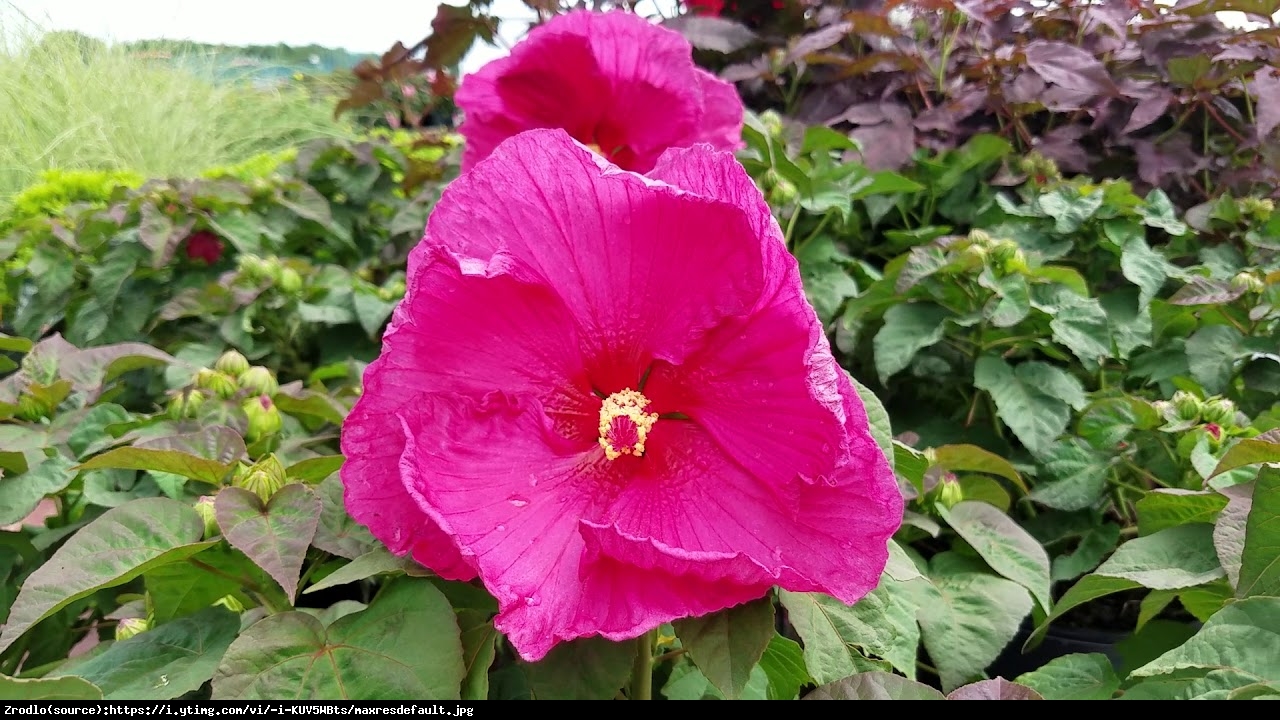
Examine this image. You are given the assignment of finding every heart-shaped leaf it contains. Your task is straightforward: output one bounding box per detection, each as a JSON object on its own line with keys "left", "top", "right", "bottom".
{"left": 216, "top": 484, "right": 322, "bottom": 603}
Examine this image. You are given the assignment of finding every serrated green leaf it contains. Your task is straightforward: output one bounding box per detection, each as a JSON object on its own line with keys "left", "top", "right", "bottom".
{"left": 0, "top": 498, "right": 213, "bottom": 654}
{"left": 212, "top": 578, "right": 464, "bottom": 699}
{"left": 804, "top": 671, "right": 946, "bottom": 700}
{"left": 1093, "top": 523, "right": 1224, "bottom": 590}
{"left": 940, "top": 501, "right": 1052, "bottom": 612}
{"left": 61, "top": 607, "right": 238, "bottom": 699}
{"left": 0, "top": 675, "right": 102, "bottom": 700}
{"left": 918, "top": 570, "right": 1033, "bottom": 692}
{"left": 780, "top": 579, "right": 921, "bottom": 683}
{"left": 675, "top": 597, "right": 775, "bottom": 699}
{"left": 873, "top": 303, "right": 950, "bottom": 383}
{"left": 1238, "top": 468, "right": 1280, "bottom": 598}
{"left": 215, "top": 484, "right": 322, "bottom": 603}
{"left": 1136, "top": 491, "right": 1228, "bottom": 535}
{"left": 1014, "top": 653, "right": 1120, "bottom": 700}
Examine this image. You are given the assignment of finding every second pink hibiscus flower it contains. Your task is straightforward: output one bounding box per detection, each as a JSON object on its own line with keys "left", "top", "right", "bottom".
{"left": 454, "top": 10, "right": 744, "bottom": 173}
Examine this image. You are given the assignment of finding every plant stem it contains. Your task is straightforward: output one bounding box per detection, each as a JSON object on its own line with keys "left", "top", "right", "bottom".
{"left": 630, "top": 629, "right": 656, "bottom": 700}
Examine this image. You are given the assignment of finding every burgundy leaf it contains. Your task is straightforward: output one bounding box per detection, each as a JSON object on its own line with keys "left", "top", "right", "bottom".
{"left": 1253, "top": 69, "right": 1280, "bottom": 139}
{"left": 788, "top": 22, "right": 853, "bottom": 62}
{"left": 1024, "top": 40, "right": 1117, "bottom": 95}
{"left": 1124, "top": 91, "right": 1173, "bottom": 133}
{"left": 850, "top": 121, "right": 916, "bottom": 170}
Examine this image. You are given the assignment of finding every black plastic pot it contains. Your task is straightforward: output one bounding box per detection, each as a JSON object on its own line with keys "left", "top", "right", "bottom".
{"left": 986, "top": 617, "right": 1127, "bottom": 679}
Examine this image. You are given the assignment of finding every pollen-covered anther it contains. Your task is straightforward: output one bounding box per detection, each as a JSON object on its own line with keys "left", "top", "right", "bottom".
{"left": 597, "top": 389, "right": 658, "bottom": 460}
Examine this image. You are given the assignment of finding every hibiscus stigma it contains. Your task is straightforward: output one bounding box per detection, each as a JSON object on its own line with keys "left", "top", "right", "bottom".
{"left": 597, "top": 389, "right": 658, "bottom": 460}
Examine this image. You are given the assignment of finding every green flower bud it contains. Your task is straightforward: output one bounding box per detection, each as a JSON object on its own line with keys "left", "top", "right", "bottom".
{"left": 760, "top": 168, "right": 780, "bottom": 191}
{"left": 167, "top": 389, "right": 208, "bottom": 420}
{"left": 1201, "top": 397, "right": 1237, "bottom": 427}
{"left": 1231, "top": 271, "right": 1265, "bottom": 295}
{"left": 1172, "top": 391, "right": 1202, "bottom": 422}
{"left": 967, "top": 229, "right": 993, "bottom": 248}
{"left": 936, "top": 474, "right": 964, "bottom": 510}
{"left": 234, "top": 454, "right": 287, "bottom": 502}
{"left": 16, "top": 394, "right": 49, "bottom": 422}
{"left": 239, "top": 366, "right": 278, "bottom": 397}
{"left": 242, "top": 394, "right": 283, "bottom": 445}
{"left": 214, "top": 594, "right": 245, "bottom": 613}
{"left": 989, "top": 240, "right": 1020, "bottom": 264}
{"left": 278, "top": 267, "right": 303, "bottom": 295}
{"left": 263, "top": 256, "right": 284, "bottom": 283}
{"left": 194, "top": 368, "right": 240, "bottom": 399}
{"left": 114, "top": 617, "right": 150, "bottom": 641}
{"left": 960, "top": 244, "right": 988, "bottom": 266}
{"left": 194, "top": 495, "right": 220, "bottom": 538}
{"left": 214, "top": 350, "right": 251, "bottom": 377}
{"left": 760, "top": 110, "right": 785, "bottom": 139}
{"left": 386, "top": 279, "right": 406, "bottom": 299}
{"left": 237, "top": 254, "right": 270, "bottom": 282}
{"left": 769, "top": 178, "right": 798, "bottom": 206}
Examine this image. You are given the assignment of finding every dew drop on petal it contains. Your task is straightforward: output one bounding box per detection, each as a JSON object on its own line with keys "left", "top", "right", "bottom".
{"left": 496, "top": 524, "right": 506, "bottom": 532}
{"left": 773, "top": 546, "right": 783, "bottom": 562}
{"left": 509, "top": 496, "right": 529, "bottom": 508}
{"left": 525, "top": 596, "right": 540, "bottom": 606}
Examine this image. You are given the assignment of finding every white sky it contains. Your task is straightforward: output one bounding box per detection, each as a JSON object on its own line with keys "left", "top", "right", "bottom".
{"left": 0, "top": 0, "right": 680, "bottom": 73}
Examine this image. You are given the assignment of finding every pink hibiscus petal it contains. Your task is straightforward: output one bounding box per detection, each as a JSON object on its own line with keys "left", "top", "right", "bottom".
{"left": 455, "top": 10, "right": 744, "bottom": 172}
{"left": 341, "top": 245, "right": 595, "bottom": 577}
{"left": 424, "top": 129, "right": 766, "bottom": 382}
{"left": 592, "top": 419, "right": 899, "bottom": 605}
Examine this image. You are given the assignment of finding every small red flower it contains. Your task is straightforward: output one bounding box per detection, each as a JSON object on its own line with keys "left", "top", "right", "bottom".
{"left": 1204, "top": 423, "right": 1222, "bottom": 441}
{"left": 184, "top": 230, "right": 224, "bottom": 265}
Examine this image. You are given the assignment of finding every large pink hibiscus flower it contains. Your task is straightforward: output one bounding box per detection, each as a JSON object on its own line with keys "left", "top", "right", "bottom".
{"left": 340, "top": 130, "right": 902, "bottom": 662}
{"left": 454, "top": 10, "right": 744, "bottom": 174}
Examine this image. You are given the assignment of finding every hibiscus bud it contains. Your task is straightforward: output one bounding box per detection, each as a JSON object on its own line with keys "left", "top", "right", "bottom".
{"left": 243, "top": 394, "right": 283, "bottom": 444}
{"left": 166, "top": 389, "right": 208, "bottom": 420}
{"left": 263, "top": 256, "right": 284, "bottom": 283}
{"left": 1151, "top": 400, "right": 1173, "bottom": 419}
{"left": 114, "top": 617, "right": 150, "bottom": 641}
{"left": 1204, "top": 422, "right": 1223, "bottom": 442}
{"left": 968, "top": 229, "right": 993, "bottom": 248}
{"left": 194, "top": 495, "right": 220, "bottom": 538}
{"left": 1239, "top": 196, "right": 1274, "bottom": 220}
{"left": 769, "top": 178, "right": 798, "bottom": 206}
{"left": 16, "top": 394, "right": 50, "bottom": 422}
{"left": 237, "top": 254, "right": 271, "bottom": 282}
{"left": 960, "top": 244, "right": 988, "bottom": 266}
{"left": 936, "top": 474, "right": 964, "bottom": 510}
{"left": 759, "top": 110, "right": 784, "bottom": 139}
{"left": 234, "top": 454, "right": 287, "bottom": 502}
{"left": 277, "top": 267, "right": 303, "bottom": 295}
{"left": 1230, "top": 271, "right": 1265, "bottom": 294}
{"left": 214, "top": 350, "right": 251, "bottom": 377}
{"left": 239, "top": 366, "right": 278, "bottom": 397}
{"left": 214, "top": 594, "right": 245, "bottom": 613}
{"left": 194, "top": 368, "right": 240, "bottom": 400}
{"left": 760, "top": 168, "right": 780, "bottom": 191}
{"left": 1172, "top": 391, "right": 1202, "bottom": 422}
{"left": 1201, "top": 397, "right": 1237, "bottom": 427}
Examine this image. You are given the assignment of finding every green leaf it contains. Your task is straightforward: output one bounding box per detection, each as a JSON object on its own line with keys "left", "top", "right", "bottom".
{"left": 885, "top": 538, "right": 924, "bottom": 582}
{"left": 850, "top": 374, "right": 893, "bottom": 468}
{"left": 1215, "top": 481, "right": 1252, "bottom": 589}
{"left": 1129, "top": 597, "right": 1280, "bottom": 694}
{"left": 215, "top": 484, "right": 322, "bottom": 603}
{"left": 873, "top": 303, "right": 949, "bottom": 382}
{"left": 66, "top": 403, "right": 132, "bottom": 459}
{"left": 285, "top": 455, "right": 345, "bottom": 483}
{"left": 1186, "top": 325, "right": 1246, "bottom": 394}
{"left": 674, "top": 597, "right": 774, "bottom": 699}
{"left": 212, "top": 577, "right": 465, "bottom": 699}
{"left": 1028, "top": 575, "right": 1141, "bottom": 647}
{"left": 974, "top": 355, "right": 1081, "bottom": 456}
{"left": 940, "top": 501, "right": 1052, "bottom": 613}
{"left": 273, "top": 387, "right": 347, "bottom": 425}
{"left": 804, "top": 671, "right": 946, "bottom": 700}
{"left": 0, "top": 675, "right": 103, "bottom": 700}
{"left": 758, "top": 634, "right": 811, "bottom": 700}
{"left": 779, "top": 579, "right": 921, "bottom": 683}
{"left": 352, "top": 291, "right": 397, "bottom": 339}
{"left": 947, "top": 677, "right": 1045, "bottom": 700}
{"left": 311, "top": 473, "right": 377, "bottom": 559}
{"left": 1136, "top": 491, "right": 1228, "bottom": 535}
{"left": 76, "top": 426, "right": 245, "bottom": 485}
{"left": 933, "top": 444, "right": 1026, "bottom": 494}
{"left": 1014, "top": 653, "right": 1120, "bottom": 700}
{"left": 1030, "top": 440, "right": 1110, "bottom": 511}
{"left": 893, "top": 442, "right": 929, "bottom": 494}
{"left": 0, "top": 456, "right": 77, "bottom": 527}
{"left": 0, "top": 498, "right": 213, "bottom": 654}
{"left": 457, "top": 609, "right": 497, "bottom": 702}
{"left": 1120, "top": 236, "right": 1170, "bottom": 310}
{"left": 1237, "top": 467, "right": 1280, "bottom": 598}
{"left": 1094, "top": 524, "right": 1225, "bottom": 589}
{"left": 1051, "top": 522, "right": 1121, "bottom": 582}
{"left": 1212, "top": 437, "right": 1280, "bottom": 478}
{"left": 303, "top": 546, "right": 427, "bottom": 595}
{"left": 1049, "top": 295, "right": 1113, "bottom": 368}
{"left": 61, "top": 607, "right": 238, "bottom": 699}
{"left": 144, "top": 545, "right": 264, "bottom": 623}
{"left": 918, "top": 571, "right": 1033, "bottom": 692}
{"left": 521, "top": 636, "right": 635, "bottom": 700}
